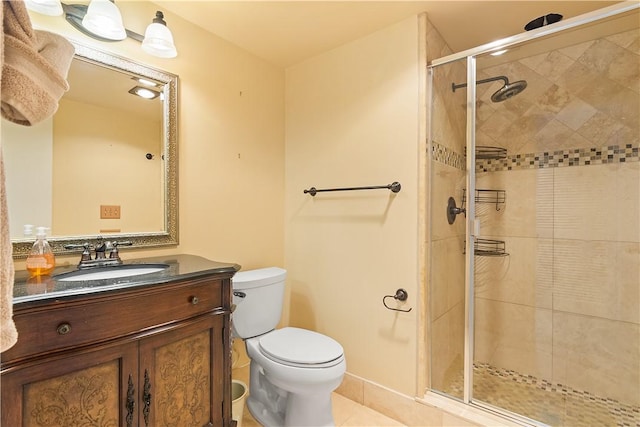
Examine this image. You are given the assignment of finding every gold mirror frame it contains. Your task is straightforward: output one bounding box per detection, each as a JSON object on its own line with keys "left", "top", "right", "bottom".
{"left": 12, "top": 40, "right": 178, "bottom": 258}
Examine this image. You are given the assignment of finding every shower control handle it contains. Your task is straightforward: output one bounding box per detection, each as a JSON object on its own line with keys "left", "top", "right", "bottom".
{"left": 447, "top": 197, "right": 466, "bottom": 224}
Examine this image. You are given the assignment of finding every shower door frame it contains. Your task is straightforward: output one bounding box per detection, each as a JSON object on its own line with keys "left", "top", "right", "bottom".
{"left": 424, "top": 0, "right": 640, "bottom": 423}
{"left": 462, "top": 55, "right": 476, "bottom": 405}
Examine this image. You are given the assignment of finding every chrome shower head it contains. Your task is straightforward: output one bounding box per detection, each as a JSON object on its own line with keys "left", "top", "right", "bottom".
{"left": 452, "top": 75, "right": 528, "bottom": 103}
{"left": 491, "top": 80, "right": 527, "bottom": 102}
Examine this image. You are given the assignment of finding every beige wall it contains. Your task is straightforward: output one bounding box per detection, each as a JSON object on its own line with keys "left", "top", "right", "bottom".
{"left": 25, "top": 2, "right": 426, "bottom": 402}
{"left": 25, "top": 1, "right": 285, "bottom": 270}
{"left": 284, "top": 17, "right": 420, "bottom": 395}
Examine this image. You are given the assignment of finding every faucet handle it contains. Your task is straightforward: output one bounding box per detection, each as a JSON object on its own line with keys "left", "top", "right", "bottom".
{"left": 109, "top": 241, "right": 133, "bottom": 259}
{"left": 64, "top": 243, "right": 92, "bottom": 261}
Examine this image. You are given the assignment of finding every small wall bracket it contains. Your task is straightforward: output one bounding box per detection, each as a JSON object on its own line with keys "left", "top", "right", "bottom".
{"left": 383, "top": 288, "right": 412, "bottom": 312}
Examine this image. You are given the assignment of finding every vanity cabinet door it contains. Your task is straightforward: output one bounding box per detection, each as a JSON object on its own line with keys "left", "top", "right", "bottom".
{"left": 1, "top": 340, "right": 138, "bottom": 427}
{"left": 138, "top": 312, "right": 228, "bottom": 427}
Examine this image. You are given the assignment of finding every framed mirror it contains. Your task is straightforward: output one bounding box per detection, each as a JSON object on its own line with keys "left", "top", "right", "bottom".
{"left": 5, "top": 40, "right": 178, "bottom": 257}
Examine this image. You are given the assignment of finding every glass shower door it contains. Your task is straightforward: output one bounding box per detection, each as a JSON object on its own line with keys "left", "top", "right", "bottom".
{"left": 468, "top": 46, "right": 552, "bottom": 422}
{"left": 427, "top": 4, "right": 639, "bottom": 427}
{"left": 427, "top": 56, "right": 469, "bottom": 402}
{"left": 470, "top": 11, "right": 640, "bottom": 425}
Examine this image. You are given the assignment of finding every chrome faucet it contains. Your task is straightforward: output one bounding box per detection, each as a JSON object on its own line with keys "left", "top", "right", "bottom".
{"left": 65, "top": 237, "right": 132, "bottom": 269}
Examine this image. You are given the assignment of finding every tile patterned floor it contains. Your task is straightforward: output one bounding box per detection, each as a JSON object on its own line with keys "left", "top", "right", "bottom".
{"left": 232, "top": 345, "right": 405, "bottom": 427}
{"left": 237, "top": 392, "right": 405, "bottom": 427}
{"left": 443, "top": 363, "right": 640, "bottom": 427}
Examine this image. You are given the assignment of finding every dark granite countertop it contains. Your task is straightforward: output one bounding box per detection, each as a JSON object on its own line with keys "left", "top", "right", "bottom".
{"left": 12, "top": 254, "right": 240, "bottom": 306}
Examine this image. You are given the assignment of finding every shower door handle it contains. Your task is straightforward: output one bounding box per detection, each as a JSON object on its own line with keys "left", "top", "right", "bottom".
{"left": 472, "top": 219, "right": 481, "bottom": 237}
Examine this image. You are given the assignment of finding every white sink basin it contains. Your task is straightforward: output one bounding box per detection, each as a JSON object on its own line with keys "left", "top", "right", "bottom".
{"left": 56, "top": 264, "right": 169, "bottom": 282}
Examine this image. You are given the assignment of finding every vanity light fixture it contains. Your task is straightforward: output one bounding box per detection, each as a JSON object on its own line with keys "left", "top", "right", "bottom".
{"left": 81, "top": 0, "right": 126, "bottom": 41}
{"left": 26, "top": 0, "right": 178, "bottom": 58}
{"left": 140, "top": 11, "right": 178, "bottom": 59}
{"left": 128, "top": 86, "right": 161, "bottom": 100}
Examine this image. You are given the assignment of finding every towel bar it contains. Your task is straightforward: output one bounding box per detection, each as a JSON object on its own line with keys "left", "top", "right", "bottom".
{"left": 304, "top": 182, "right": 401, "bottom": 196}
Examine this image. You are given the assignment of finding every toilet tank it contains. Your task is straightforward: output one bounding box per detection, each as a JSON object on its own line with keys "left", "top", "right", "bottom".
{"left": 232, "top": 267, "right": 287, "bottom": 339}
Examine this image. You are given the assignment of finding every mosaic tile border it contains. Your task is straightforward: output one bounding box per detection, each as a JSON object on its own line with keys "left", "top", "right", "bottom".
{"left": 445, "top": 362, "right": 640, "bottom": 427}
{"left": 473, "top": 362, "right": 640, "bottom": 427}
{"left": 431, "top": 141, "right": 466, "bottom": 170}
{"left": 431, "top": 142, "right": 640, "bottom": 173}
{"left": 476, "top": 144, "right": 640, "bottom": 173}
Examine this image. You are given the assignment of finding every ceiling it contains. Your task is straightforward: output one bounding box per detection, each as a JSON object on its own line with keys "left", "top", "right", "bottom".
{"left": 153, "top": 1, "right": 621, "bottom": 68}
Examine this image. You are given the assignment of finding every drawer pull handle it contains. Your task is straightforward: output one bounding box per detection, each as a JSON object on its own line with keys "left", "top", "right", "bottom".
{"left": 190, "top": 296, "right": 199, "bottom": 305}
{"left": 57, "top": 323, "right": 71, "bottom": 335}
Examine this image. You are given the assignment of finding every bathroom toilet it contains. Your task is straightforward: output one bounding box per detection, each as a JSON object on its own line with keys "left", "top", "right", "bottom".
{"left": 232, "top": 267, "right": 346, "bottom": 427}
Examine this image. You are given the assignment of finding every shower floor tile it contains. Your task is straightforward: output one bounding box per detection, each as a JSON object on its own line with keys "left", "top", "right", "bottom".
{"left": 443, "top": 362, "right": 640, "bottom": 427}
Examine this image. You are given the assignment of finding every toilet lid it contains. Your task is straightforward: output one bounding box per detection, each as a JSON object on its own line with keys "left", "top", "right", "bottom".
{"left": 259, "top": 327, "right": 343, "bottom": 366}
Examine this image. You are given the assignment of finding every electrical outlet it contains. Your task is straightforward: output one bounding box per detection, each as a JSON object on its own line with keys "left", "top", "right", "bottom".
{"left": 100, "top": 205, "right": 121, "bottom": 219}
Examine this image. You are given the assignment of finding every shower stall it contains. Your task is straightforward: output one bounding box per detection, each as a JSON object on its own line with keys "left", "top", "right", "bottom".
{"left": 424, "top": 3, "right": 639, "bottom": 426}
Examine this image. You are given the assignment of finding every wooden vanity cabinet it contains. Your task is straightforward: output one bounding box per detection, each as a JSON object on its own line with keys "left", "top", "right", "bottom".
{"left": 1, "top": 273, "right": 235, "bottom": 427}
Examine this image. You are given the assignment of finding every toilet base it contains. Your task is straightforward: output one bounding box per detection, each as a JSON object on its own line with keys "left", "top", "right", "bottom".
{"left": 247, "top": 397, "right": 284, "bottom": 426}
{"left": 247, "top": 392, "right": 335, "bottom": 427}
{"left": 285, "top": 392, "right": 334, "bottom": 427}
{"left": 247, "top": 360, "right": 336, "bottom": 427}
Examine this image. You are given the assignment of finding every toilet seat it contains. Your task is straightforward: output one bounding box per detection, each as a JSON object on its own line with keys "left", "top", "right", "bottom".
{"left": 258, "top": 327, "right": 344, "bottom": 368}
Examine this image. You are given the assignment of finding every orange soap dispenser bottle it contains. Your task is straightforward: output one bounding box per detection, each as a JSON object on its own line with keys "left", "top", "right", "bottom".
{"left": 26, "top": 226, "right": 55, "bottom": 277}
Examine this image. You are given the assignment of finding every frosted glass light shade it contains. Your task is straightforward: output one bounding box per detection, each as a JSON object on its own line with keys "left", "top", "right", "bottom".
{"left": 142, "top": 22, "right": 177, "bottom": 58}
{"left": 25, "top": 0, "right": 63, "bottom": 16}
{"left": 81, "top": 0, "right": 126, "bottom": 41}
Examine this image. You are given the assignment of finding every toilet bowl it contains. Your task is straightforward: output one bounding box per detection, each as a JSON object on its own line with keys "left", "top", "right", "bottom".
{"left": 232, "top": 268, "right": 346, "bottom": 427}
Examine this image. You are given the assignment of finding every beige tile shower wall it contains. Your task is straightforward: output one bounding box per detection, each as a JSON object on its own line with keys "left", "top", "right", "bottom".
{"left": 428, "top": 30, "right": 465, "bottom": 157}
{"left": 551, "top": 163, "right": 639, "bottom": 405}
{"left": 473, "top": 27, "right": 640, "bottom": 405}
{"left": 476, "top": 166, "right": 640, "bottom": 404}
{"left": 426, "top": 18, "right": 468, "bottom": 395}
{"left": 476, "top": 28, "right": 639, "bottom": 153}
{"left": 429, "top": 161, "right": 465, "bottom": 393}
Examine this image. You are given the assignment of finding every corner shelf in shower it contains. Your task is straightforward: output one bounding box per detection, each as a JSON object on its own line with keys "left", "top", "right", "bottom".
{"left": 476, "top": 146, "right": 507, "bottom": 160}
{"left": 462, "top": 189, "right": 506, "bottom": 211}
{"left": 474, "top": 239, "right": 509, "bottom": 257}
{"left": 464, "top": 146, "right": 508, "bottom": 160}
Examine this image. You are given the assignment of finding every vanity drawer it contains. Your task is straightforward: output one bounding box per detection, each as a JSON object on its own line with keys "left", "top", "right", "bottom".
{"left": 3, "top": 278, "right": 226, "bottom": 363}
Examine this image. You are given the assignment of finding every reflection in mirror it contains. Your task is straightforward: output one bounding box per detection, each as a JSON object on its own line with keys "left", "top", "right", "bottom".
{"left": 5, "top": 40, "right": 178, "bottom": 257}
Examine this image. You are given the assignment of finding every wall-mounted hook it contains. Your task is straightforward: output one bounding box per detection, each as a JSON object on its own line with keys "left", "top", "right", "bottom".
{"left": 383, "top": 288, "right": 412, "bottom": 312}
